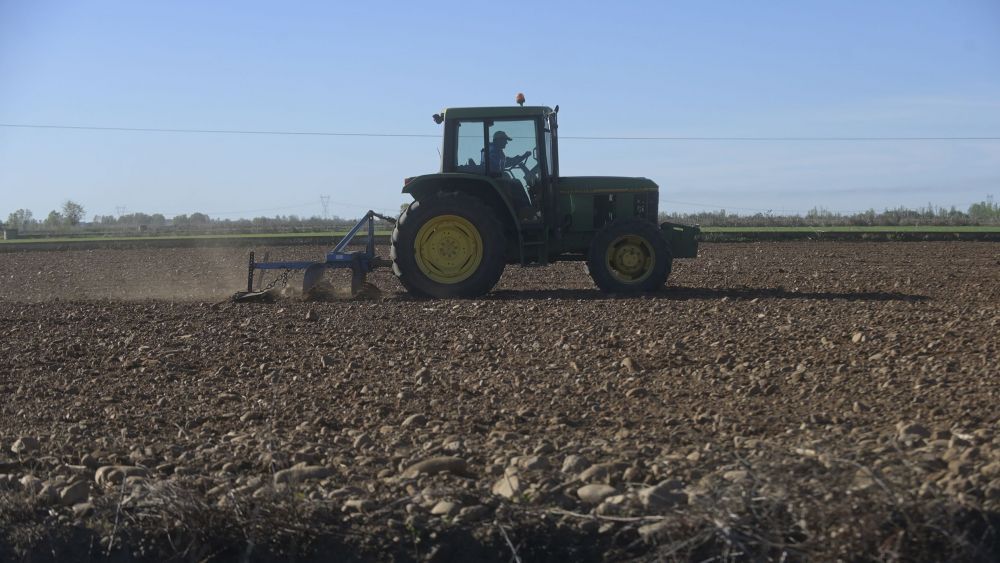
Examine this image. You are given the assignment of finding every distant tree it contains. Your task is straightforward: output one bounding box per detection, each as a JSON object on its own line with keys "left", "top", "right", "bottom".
{"left": 6, "top": 209, "right": 34, "bottom": 229}
{"left": 968, "top": 197, "right": 999, "bottom": 224}
{"left": 150, "top": 213, "right": 166, "bottom": 227}
{"left": 44, "top": 210, "right": 63, "bottom": 228}
{"left": 189, "top": 212, "right": 210, "bottom": 226}
{"left": 61, "top": 200, "right": 86, "bottom": 226}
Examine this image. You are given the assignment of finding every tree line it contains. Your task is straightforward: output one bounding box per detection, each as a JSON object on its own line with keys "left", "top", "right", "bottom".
{"left": 660, "top": 199, "right": 1000, "bottom": 227}
{"left": 4, "top": 197, "right": 999, "bottom": 235}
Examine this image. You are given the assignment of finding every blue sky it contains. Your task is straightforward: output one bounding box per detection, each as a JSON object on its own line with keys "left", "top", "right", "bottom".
{"left": 1, "top": 0, "right": 999, "bottom": 220}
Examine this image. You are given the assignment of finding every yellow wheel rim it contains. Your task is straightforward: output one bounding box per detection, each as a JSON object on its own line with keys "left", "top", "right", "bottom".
{"left": 605, "top": 234, "right": 655, "bottom": 283}
{"left": 414, "top": 215, "right": 484, "bottom": 284}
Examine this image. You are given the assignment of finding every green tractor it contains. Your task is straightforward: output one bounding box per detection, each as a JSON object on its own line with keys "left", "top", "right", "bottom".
{"left": 391, "top": 98, "right": 699, "bottom": 298}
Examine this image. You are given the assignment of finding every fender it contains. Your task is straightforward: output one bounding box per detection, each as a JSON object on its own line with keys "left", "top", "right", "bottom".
{"left": 402, "top": 173, "right": 521, "bottom": 241}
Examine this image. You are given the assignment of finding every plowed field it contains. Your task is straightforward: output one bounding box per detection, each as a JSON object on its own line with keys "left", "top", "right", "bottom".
{"left": 1, "top": 242, "right": 998, "bottom": 561}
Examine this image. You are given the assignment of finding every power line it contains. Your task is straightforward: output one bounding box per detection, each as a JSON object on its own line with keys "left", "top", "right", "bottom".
{"left": 2, "top": 123, "right": 998, "bottom": 141}
{"left": 0, "top": 123, "right": 437, "bottom": 138}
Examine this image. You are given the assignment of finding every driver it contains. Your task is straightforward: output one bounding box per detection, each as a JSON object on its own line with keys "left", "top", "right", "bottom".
{"left": 487, "top": 130, "right": 531, "bottom": 175}
{"left": 486, "top": 130, "right": 537, "bottom": 220}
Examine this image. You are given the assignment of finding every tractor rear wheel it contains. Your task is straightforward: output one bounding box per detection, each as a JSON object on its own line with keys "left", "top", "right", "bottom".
{"left": 391, "top": 193, "right": 506, "bottom": 298}
{"left": 587, "top": 219, "right": 671, "bottom": 293}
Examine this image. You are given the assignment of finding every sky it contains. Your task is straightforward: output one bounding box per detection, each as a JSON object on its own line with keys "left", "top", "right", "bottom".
{"left": 1, "top": 0, "right": 999, "bottom": 221}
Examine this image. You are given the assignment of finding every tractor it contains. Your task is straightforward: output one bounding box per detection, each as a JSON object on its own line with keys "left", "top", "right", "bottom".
{"left": 391, "top": 97, "right": 698, "bottom": 297}
{"left": 235, "top": 96, "right": 698, "bottom": 300}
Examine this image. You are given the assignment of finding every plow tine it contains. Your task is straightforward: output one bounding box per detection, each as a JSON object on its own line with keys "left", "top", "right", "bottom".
{"left": 302, "top": 263, "right": 327, "bottom": 294}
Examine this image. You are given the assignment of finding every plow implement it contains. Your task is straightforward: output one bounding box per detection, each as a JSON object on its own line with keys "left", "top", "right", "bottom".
{"left": 232, "top": 210, "right": 395, "bottom": 302}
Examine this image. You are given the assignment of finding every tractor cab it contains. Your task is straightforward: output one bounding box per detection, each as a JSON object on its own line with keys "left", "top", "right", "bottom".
{"left": 438, "top": 105, "right": 559, "bottom": 224}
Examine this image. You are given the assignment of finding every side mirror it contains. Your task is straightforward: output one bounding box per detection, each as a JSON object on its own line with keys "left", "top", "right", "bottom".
{"left": 554, "top": 105, "right": 559, "bottom": 113}
{"left": 432, "top": 114, "right": 444, "bottom": 124}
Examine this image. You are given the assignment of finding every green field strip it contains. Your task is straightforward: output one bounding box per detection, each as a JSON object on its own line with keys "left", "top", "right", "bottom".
{"left": 0, "top": 231, "right": 395, "bottom": 244}
{"left": 698, "top": 226, "right": 1000, "bottom": 233}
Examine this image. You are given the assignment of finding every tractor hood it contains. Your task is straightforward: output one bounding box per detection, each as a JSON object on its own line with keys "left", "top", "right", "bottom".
{"left": 556, "top": 176, "right": 658, "bottom": 195}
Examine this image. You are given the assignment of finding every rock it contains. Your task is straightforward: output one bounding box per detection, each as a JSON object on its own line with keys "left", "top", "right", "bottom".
{"left": 579, "top": 462, "right": 622, "bottom": 483}
{"left": 305, "top": 309, "right": 319, "bottom": 321}
{"left": 981, "top": 462, "right": 1000, "bottom": 479}
{"left": 639, "top": 480, "right": 687, "bottom": 510}
{"left": 352, "top": 433, "right": 372, "bottom": 449}
{"left": 850, "top": 468, "right": 877, "bottom": 492}
{"left": 95, "top": 466, "right": 148, "bottom": 488}
{"left": 577, "top": 484, "right": 618, "bottom": 504}
{"left": 320, "top": 355, "right": 336, "bottom": 368}
{"left": 596, "top": 493, "right": 631, "bottom": 515}
{"left": 80, "top": 454, "right": 100, "bottom": 469}
{"left": 455, "top": 504, "right": 489, "bottom": 523}
{"left": 59, "top": 481, "right": 90, "bottom": 506}
{"left": 401, "top": 456, "right": 468, "bottom": 479}
{"left": 273, "top": 465, "right": 333, "bottom": 485}
{"left": 11, "top": 437, "right": 39, "bottom": 454}
{"left": 638, "top": 521, "right": 670, "bottom": 543}
{"left": 38, "top": 484, "right": 59, "bottom": 503}
{"left": 430, "top": 500, "right": 458, "bottom": 516}
{"left": 402, "top": 414, "right": 427, "bottom": 428}
{"left": 622, "top": 357, "right": 639, "bottom": 373}
{"left": 722, "top": 470, "right": 749, "bottom": 483}
{"left": 19, "top": 475, "right": 43, "bottom": 494}
{"left": 342, "top": 498, "right": 375, "bottom": 512}
{"left": 516, "top": 455, "right": 550, "bottom": 471}
{"left": 852, "top": 332, "right": 865, "bottom": 343}
{"left": 561, "top": 454, "right": 590, "bottom": 474}
{"left": 491, "top": 474, "right": 522, "bottom": 499}
{"left": 72, "top": 502, "right": 95, "bottom": 518}
{"left": 897, "top": 421, "right": 931, "bottom": 441}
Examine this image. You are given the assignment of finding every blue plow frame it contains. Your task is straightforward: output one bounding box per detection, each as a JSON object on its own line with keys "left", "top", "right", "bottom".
{"left": 241, "top": 210, "right": 394, "bottom": 296}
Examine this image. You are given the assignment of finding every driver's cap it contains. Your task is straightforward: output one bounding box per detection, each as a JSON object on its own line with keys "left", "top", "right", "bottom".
{"left": 492, "top": 130, "right": 513, "bottom": 142}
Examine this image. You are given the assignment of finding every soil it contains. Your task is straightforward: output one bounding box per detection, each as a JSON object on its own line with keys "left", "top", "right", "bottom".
{"left": 0, "top": 241, "right": 998, "bottom": 561}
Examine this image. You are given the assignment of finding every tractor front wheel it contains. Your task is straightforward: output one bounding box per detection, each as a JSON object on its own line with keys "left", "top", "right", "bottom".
{"left": 391, "top": 193, "right": 506, "bottom": 298}
{"left": 587, "top": 219, "right": 672, "bottom": 293}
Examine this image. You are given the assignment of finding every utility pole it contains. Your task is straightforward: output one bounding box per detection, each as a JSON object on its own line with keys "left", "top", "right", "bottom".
{"left": 115, "top": 206, "right": 127, "bottom": 217}
{"left": 320, "top": 195, "right": 331, "bottom": 220}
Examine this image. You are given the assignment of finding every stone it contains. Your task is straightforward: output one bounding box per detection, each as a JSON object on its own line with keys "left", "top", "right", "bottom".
{"left": 402, "top": 414, "right": 427, "bottom": 428}
{"left": 516, "top": 455, "right": 550, "bottom": 471}
{"left": 320, "top": 355, "right": 336, "bottom": 368}
{"left": 273, "top": 465, "right": 333, "bottom": 485}
{"left": 342, "top": 498, "right": 375, "bottom": 512}
{"left": 638, "top": 521, "right": 670, "bottom": 543}
{"left": 59, "top": 481, "right": 90, "bottom": 506}
{"left": 38, "top": 484, "right": 59, "bottom": 503}
{"left": 491, "top": 474, "right": 522, "bottom": 499}
{"left": 595, "top": 493, "right": 631, "bottom": 515}
{"left": 639, "top": 480, "right": 688, "bottom": 510}
{"left": 401, "top": 456, "right": 468, "bottom": 479}
{"left": 95, "top": 466, "right": 148, "bottom": 488}
{"left": 455, "top": 504, "right": 489, "bottom": 523}
{"left": 897, "top": 421, "right": 931, "bottom": 441}
{"left": 579, "top": 462, "right": 621, "bottom": 483}
{"left": 622, "top": 357, "right": 639, "bottom": 373}
{"left": 723, "top": 470, "right": 749, "bottom": 483}
{"left": 850, "top": 468, "right": 877, "bottom": 492}
{"left": 430, "top": 500, "right": 458, "bottom": 516}
{"left": 11, "top": 437, "right": 39, "bottom": 454}
{"left": 72, "top": 502, "right": 95, "bottom": 518}
{"left": 305, "top": 309, "right": 319, "bottom": 321}
{"left": 561, "top": 454, "right": 590, "bottom": 474}
{"left": 577, "top": 484, "right": 617, "bottom": 504}
{"left": 19, "top": 475, "right": 43, "bottom": 494}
